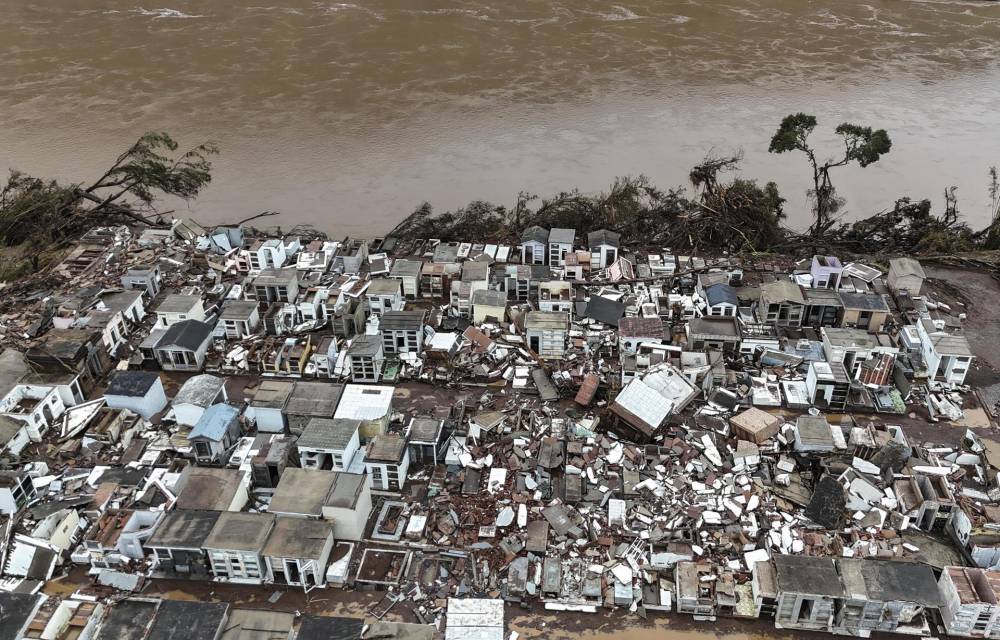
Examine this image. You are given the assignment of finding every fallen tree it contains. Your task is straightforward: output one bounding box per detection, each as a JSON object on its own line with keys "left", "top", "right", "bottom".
{"left": 391, "top": 171, "right": 993, "bottom": 261}
{"left": 0, "top": 132, "right": 217, "bottom": 274}
{"left": 824, "top": 190, "right": 974, "bottom": 254}
{"left": 1, "top": 129, "right": 993, "bottom": 277}
{"left": 390, "top": 157, "right": 793, "bottom": 254}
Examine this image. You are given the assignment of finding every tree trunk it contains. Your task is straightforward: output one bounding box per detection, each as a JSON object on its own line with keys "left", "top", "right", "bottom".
{"left": 72, "top": 189, "right": 157, "bottom": 225}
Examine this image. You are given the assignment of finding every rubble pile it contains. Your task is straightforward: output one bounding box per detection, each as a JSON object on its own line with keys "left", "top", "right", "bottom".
{"left": 1, "top": 221, "right": 1000, "bottom": 640}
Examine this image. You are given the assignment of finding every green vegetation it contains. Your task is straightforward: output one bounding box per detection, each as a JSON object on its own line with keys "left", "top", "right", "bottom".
{"left": 0, "top": 120, "right": 995, "bottom": 283}
{"left": 768, "top": 113, "right": 892, "bottom": 238}
{"left": 0, "top": 132, "right": 216, "bottom": 272}
{"left": 393, "top": 113, "right": 987, "bottom": 259}
{"left": 391, "top": 157, "right": 788, "bottom": 254}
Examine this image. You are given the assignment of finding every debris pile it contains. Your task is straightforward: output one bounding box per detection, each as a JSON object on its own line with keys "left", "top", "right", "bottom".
{"left": 0, "top": 220, "right": 997, "bottom": 640}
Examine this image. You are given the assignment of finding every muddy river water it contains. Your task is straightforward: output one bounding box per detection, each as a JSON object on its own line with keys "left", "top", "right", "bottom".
{"left": 2, "top": 0, "right": 1000, "bottom": 235}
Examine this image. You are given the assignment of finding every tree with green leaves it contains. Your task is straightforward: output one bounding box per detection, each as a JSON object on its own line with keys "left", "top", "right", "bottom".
{"left": 0, "top": 132, "right": 217, "bottom": 272}
{"left": 768, "top": 113, "right": 892, "bottom": 238}
{"left": 73, "top": 131, "right": 217, "bottom": 223}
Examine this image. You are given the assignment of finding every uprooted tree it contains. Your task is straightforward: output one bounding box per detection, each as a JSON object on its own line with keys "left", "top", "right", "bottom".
{"left": 768, "top": 113, "right": 892, "bottom": 238}
{"left": 0, "top": 132, "right": 217, "bottom": 270}
{"left": 1, "top": 124, "right": 993, "bottom": 280}
{"left": 390, "top": 156, "right": 791, "bottom": 254}
{"left": 686, "top": 153, "right": 788, "bottom": 252}
{"left": 827, "top": 190, "right": 973, "bottom": 254}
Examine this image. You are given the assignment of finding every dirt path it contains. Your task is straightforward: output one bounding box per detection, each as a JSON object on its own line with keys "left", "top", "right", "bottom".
{"left": 44, "top": 567, "right": 835, "bottom": 640}
{"left": 923, "top": 265, "right": 1000, "bottom": 384}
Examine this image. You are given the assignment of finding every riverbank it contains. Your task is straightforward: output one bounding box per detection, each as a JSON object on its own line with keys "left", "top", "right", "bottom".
{"left": 4, "top": 0, "right": 1000, "bottom": 234}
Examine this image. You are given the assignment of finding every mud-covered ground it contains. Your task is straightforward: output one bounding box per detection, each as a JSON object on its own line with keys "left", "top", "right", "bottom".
{"left": 924, "top": 264, "right": 1000, "bottom": 384}
{"left": 45, "top": 566, "right": 840, "bottom": 640}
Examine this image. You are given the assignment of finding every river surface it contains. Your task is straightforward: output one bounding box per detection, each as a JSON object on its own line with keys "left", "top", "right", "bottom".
{"left": 2, "top": 0, "right": 1000, "bottom": 236}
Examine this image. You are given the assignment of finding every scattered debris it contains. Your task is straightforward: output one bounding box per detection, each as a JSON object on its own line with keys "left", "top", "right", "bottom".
{"left": 0, "top": 224, "right": 996, "bottom": 640}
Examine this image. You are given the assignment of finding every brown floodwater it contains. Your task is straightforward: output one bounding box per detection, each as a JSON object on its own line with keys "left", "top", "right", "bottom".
{"left": 2, "top": 0, "right": 1000, "bottom": 236}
